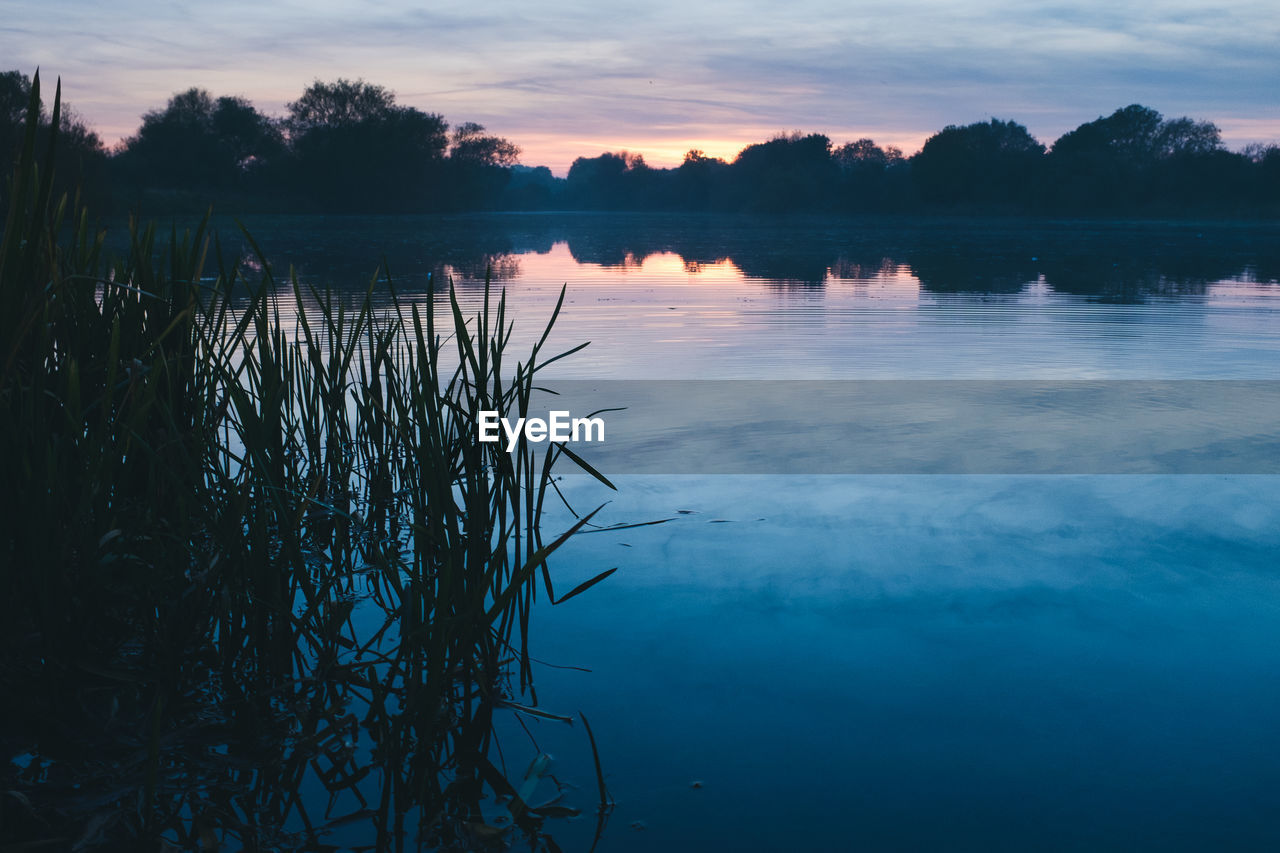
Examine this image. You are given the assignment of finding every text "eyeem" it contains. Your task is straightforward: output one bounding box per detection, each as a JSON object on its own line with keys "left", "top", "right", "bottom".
{"left": 478, "top": 411, "right": 605, "bottom": 452}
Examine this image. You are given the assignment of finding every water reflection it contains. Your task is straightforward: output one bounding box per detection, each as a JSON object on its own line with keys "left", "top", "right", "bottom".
{"left": 219, "top": 213, "right": 1280, "bottom": 299}
{"left": 181, "top": 213, "right": 1280, "bottom": 381}
{"left": 3, "top": 580, "right": 603, "bottom": 850}
{"left": 530, "top": 474, "right": 1280, "bottom": 852}
{"left": 72, "top": 212, "right": 1280, "bottom": 850}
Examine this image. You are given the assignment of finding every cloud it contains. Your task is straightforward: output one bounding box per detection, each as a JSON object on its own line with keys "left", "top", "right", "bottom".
{"left": 5, "top": 0, "right": 1277, "bottom": 171}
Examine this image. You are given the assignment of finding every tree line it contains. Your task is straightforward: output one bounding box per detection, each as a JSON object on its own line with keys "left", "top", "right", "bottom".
{"left": 565, "top": 113, "right": 1279, "bottom": 215}
{"left": 2, "top": 70, "right": 1277, "bottom": 216}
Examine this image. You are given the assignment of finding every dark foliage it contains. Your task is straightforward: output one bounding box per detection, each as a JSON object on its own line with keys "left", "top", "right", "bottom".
{"left": 833, "top": 138, "right": 911, "bottom": 212}
{"left": 0, "top": 70, "right": 108, "bottom": 208}
{"left": 729, "top": 132, "right": 840, "bottom": 211}
{"left": 443, "top": 121, "right": 521, "bottom": 209}
{"left": 4, "top": 69, "right": 1277, "bottom": 217}
{"left": 1044, "top": 104, "right": 1243, "bottom": 211}
{"left": 911, "top": 118, "right": 1045, "bottom": 207}
{"left": 564, "top": 151, "right": 659, "bottom": 209}
{"left": 673, "top": 149, "right": 732, "bottom": 210}
{"left": 281, "top": 78, "right": 449, "bottom": 210}
{"left": 113, "top": 88, "right": 284, "bottom": 190}
{"left": 1, "top": 72, "right": 613, "bottom": 850}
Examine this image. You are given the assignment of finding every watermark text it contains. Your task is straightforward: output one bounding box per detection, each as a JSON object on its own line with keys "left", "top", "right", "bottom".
{"left": 478, "top": 410, "right": 605, "bottom": 452}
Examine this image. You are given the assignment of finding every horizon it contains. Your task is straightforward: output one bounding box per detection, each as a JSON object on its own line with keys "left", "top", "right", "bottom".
{"left": 7, "top": 0, "right": 1279, "bottom": 177}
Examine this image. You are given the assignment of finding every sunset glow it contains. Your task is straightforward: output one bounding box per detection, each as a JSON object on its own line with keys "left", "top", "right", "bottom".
{"left": 7, "top": 0, "right": 1278, "bottom": 174}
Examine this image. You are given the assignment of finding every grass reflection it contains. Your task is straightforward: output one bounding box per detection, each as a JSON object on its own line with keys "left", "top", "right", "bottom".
{"left": 0, "top": 74, "right": 614, "bottom": 851}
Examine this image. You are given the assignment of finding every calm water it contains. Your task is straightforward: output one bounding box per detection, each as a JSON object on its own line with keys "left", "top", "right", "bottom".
{"left": 230, "top": 212, "right": 1280, "bottom": 380}
{"left": 235, "top": 213, "right": 1280, "bottom": 849}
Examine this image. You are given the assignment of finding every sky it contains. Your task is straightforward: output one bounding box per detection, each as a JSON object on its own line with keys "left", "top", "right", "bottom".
{"left": 5, "top": 0, "right": 1279, "bottom": 175}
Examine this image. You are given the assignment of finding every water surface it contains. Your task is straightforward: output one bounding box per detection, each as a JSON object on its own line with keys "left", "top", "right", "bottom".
{"left": 226, "top": 213, "right": 1280, "bottom": 849}
{"left": 227, "top": 212, "right": 1280, "bottom": 380}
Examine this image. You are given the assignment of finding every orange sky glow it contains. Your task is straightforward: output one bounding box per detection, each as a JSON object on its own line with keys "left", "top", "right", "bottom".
{"left": 9, "top": 0, "right": 1279, "bottom": 177}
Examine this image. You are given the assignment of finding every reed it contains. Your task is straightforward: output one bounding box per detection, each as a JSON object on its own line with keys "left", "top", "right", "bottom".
{"left": 0, "top": 73, "right": 612, "bottom": 850}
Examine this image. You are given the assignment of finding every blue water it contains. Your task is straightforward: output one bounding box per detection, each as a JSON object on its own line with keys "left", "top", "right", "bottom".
{"left": 523, "top": 475, "right": 1280, "bottom": 850}
{"left": 249, "top": 213, "right": 1280, "bottom": 849}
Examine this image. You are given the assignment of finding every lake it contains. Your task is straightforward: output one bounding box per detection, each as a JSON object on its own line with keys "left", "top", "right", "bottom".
{"left": 227, "top": 213, "right": 1280, "bottom": 850}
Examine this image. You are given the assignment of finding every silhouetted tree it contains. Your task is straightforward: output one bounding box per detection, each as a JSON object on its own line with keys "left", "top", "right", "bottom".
{"left": 1154, "top": 116, "right": 1223, "bottom": 158}
{"left": 833, "top": 138, "right": 902, "bottom": 170}
{"left": 1046, "top": 105, "right": 1237, "bottom": 210}
{"left": 1, "top": 70, "right": 32, "bottom": 172}
{"left": 911, "top": 119, "right": 1044, "bottom": 206}
{"left": 442, "top": 122, "right": 521, "bottom": 209}
{"left": 833, "top": 138, "right": 909, "bottom": 211}
{"left": 564, "top": 152, "right": 661, "bottom": 209}
{"left": 1250, "top": 145, "right": 1280, "bottom": 210}
{"left": 1, "top": 70, "right": 107, "bottom": 208}
{"left": 11, "top": 70, "right": 1280, "bottom": 217}
{"left": 673, "top": 149, "right": 731, "bottom": 210}
{"left": 212, "top": 96, "right": 286, "bottom": 172}
{"left": 115, "top": 88, "right": 282, "bottom": 189}
{"left": 1053, "top": 105, "right": 1165, "bottom": 161}
{"left": 498, "top": 165, "right": 561, "bottom": 209}
{"left": 448, "top": 122, "right": 520, "bottom": 167}
{"left": 729, "top": 132, "right": 837, "bottom": 211}
{"left": 285, "top": 79, "right": 397, "bottom": 133}
{"left": 283, "top": 78, "right": 448, "bottom": 210}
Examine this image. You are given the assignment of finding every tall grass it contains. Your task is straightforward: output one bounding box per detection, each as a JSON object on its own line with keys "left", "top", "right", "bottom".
{"left": 0, "top": 72, "right": 613, "bottom": 850}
